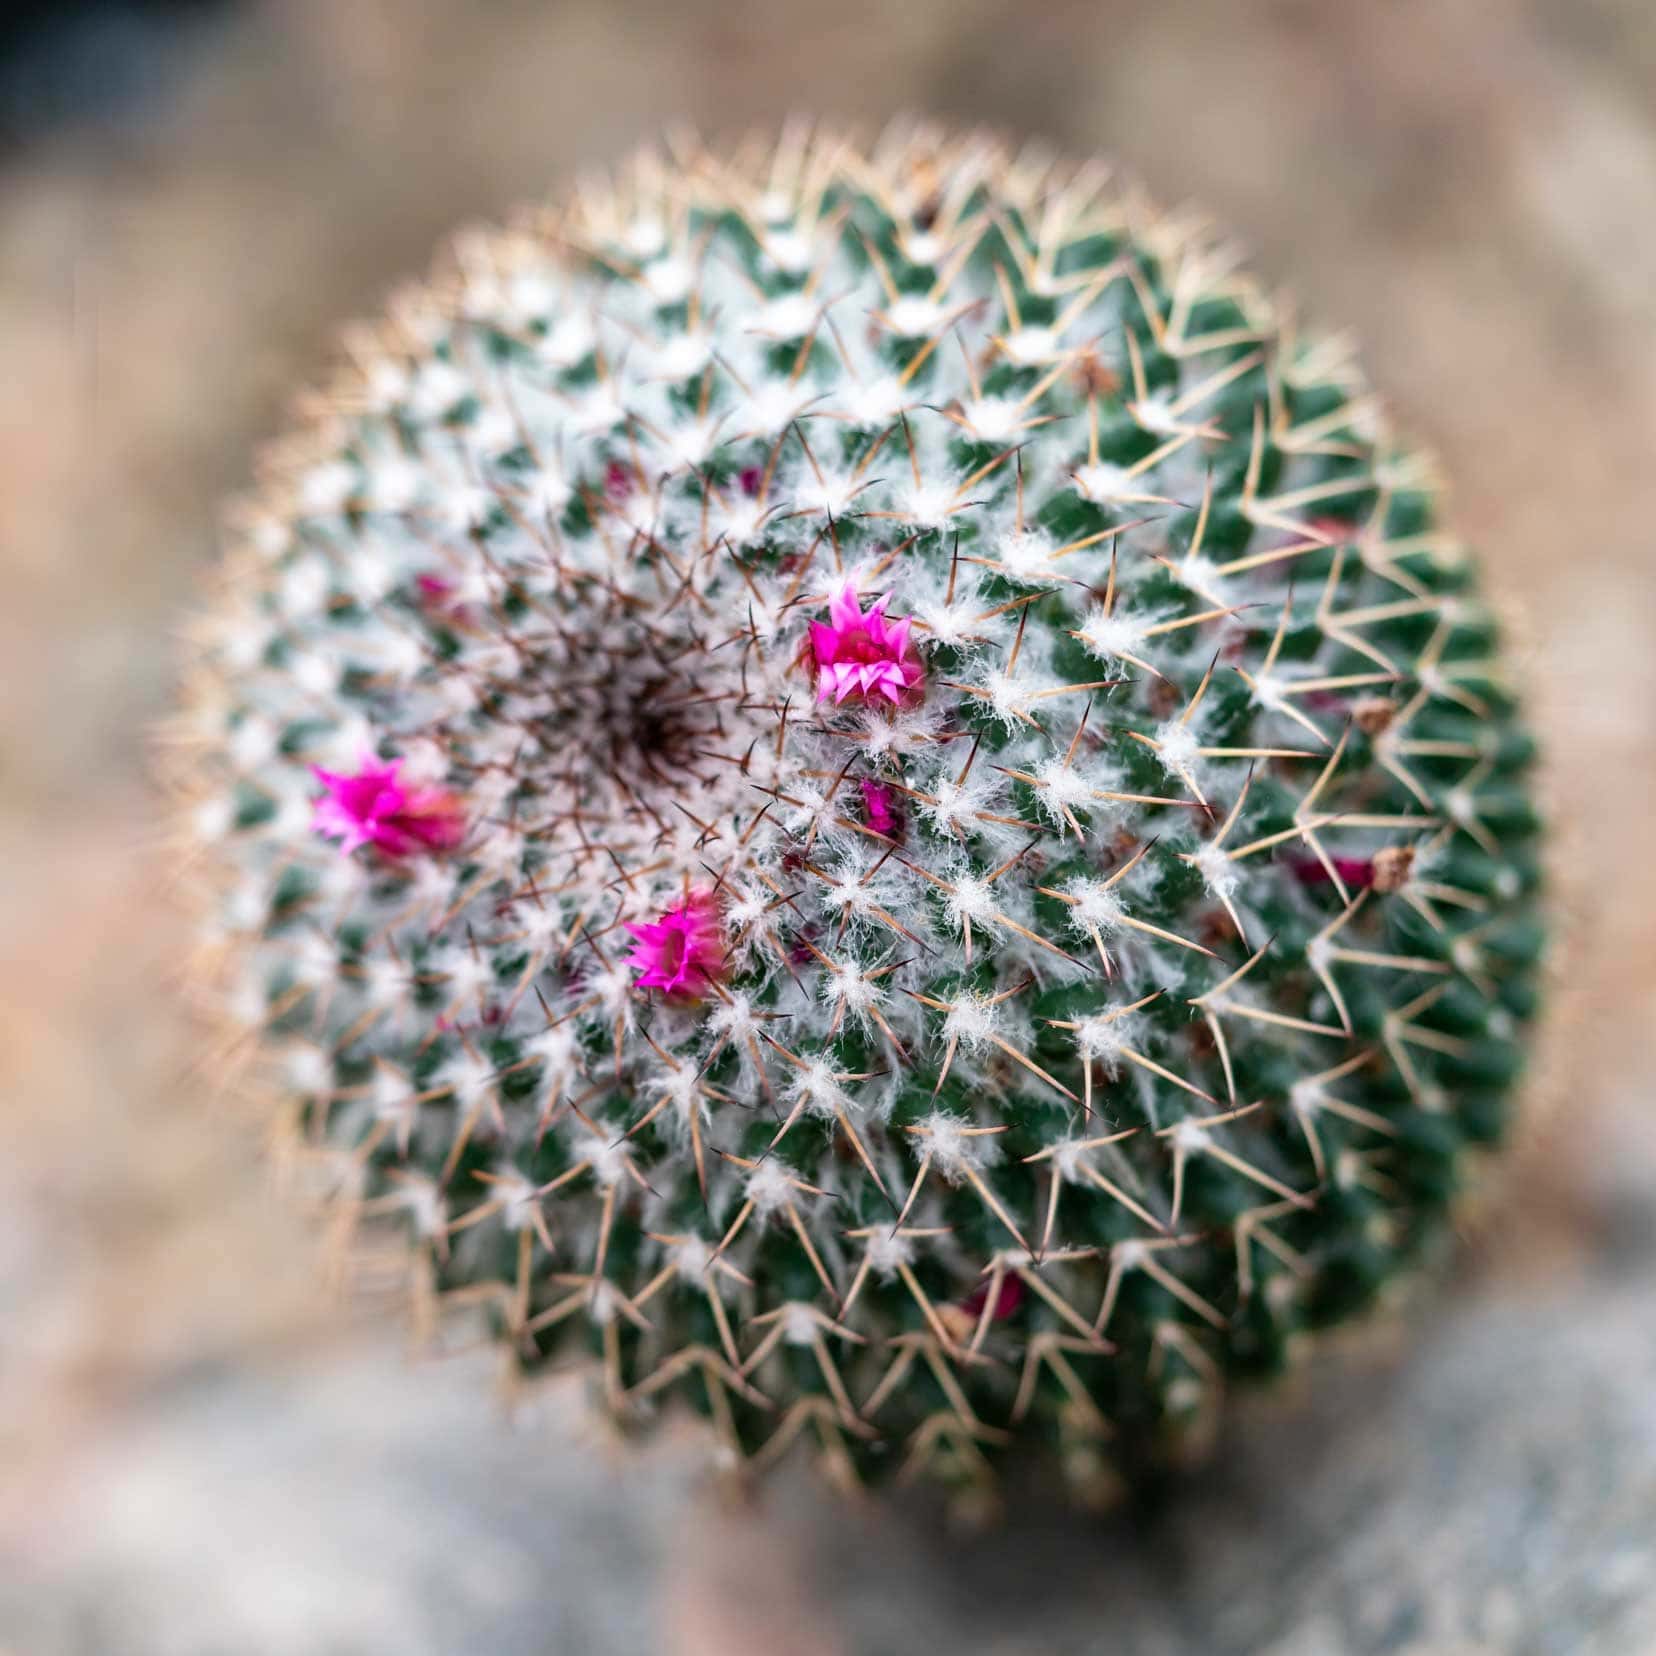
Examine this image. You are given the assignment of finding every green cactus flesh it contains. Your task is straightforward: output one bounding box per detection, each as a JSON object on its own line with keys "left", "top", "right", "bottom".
{"left": 179, "top": 124, "right": 1545, "bottom": 1498}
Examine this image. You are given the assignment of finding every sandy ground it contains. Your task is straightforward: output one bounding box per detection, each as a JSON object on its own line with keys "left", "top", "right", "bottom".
{"left": 1, "top": 1, "right": 1653, "bottom": 1650}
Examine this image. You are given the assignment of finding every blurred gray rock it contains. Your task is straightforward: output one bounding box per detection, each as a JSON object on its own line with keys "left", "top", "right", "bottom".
{"left": 6, "top": 1247, "right": 1653, "bottom": 1655}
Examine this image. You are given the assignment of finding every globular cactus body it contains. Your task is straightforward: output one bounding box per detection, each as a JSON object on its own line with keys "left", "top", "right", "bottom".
{"left": 179, "top": 125, "right": 1544, "bottom": 1500}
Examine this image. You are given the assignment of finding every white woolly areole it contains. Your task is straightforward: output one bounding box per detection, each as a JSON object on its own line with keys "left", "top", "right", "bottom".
{"left": 576, "top": 1131, "right": 632, "bottom": 1190}
{"left": 821, "top": 863, "right": 880, "bottom": 923}
{"left": 789, "top": 1060, "right": 853, "bottom": 1120}
{"left": 221, "top": 878, "right": 269, "bottom": 935}
{"left": 840, "top": 376, "right": 909, "bottom": 427}
{"left": 1077, "top": 607, "right": 1152, "bottom": 661}
{"left": 192, "top": 794, "right": 234, "bottom": 844}
{"left": 744, "top": 1158, "right": 798, "bottom": 1216}
{"left": 399, "top": 1177, "right": 445, "bottom": 1238}
{"left": 855, "top": 699, "right": 940, "bottom": 761}
{"left": 587, "top": 1281, "right": 621, "bottom": 1327}
{"left": 1131, "top": 397, "right": 1183, "bottom": 436}
{"left": 291, "top": 932, "right": 340, "bottom": 987}
{"left": 492, "top": 1167, "right": 540, "bottom": 1231}
{"left": 538, "top": 312, "right": 595, "bottom": 367}
{"left": 313, "top": 848, "right": 370, "bottom": 910}
{"left": 672, "top": 1236, "right": 714, "bottom": 1283}
{"left": 1033, "top": 756, "right": 1099, "bottom": 820}
{"left": 994, "top": 528, "right": 1057, "bottom": 583}
{"left": 722, "top": 884, "right": 771, "bottom": 934}
{"left": 285, "top": 1044, "right": 331, "bottom": 1096}
{"left": 1076, "top": 1014, "right": 1134, "bottom": 1070}
{"left": 762, "top": 228, "right": 814, "bottom": 273}
{"left": 1001, "top": 325, "right": 1059, "bottom": 364}
{"left": 590, "top": 961, "right": 638, "bottom": 1018}
{"left": 943, "top": 993, "right": 1001, "bottom": 1053}
{"left": 944, "top": 872, "right": 998, "bottom": 930}
{"left": 438, "top": 1050, "right": 495, "bottom": 1110}
{"left": 529, "top": 1026, "right": 589, "bottom": 1106}
{"left": 1066, "top": 878, "right": 1128, "bottom": 935}
{"left": 510, "top": 901, "right": 567, "bottom": 957}
{"left": 918, "top": 1111, "right": 998, "bottom": 1182}
{"left": 824, "top": 959, "right": 878, "bottom": 1017}
{"left": 1289, "top": 1079, "right": 1322, "bottom": 1117}
{"left": 781, "top": 1302, "right": 821, "bottom": 1346}
{"left": 753, "top": 290, "right": 818, "bottom": 339}
{"left": 403, "top": 859, "right": 456, "bottom": 914}
{"left": 920, "top": 776, "right": 986, "bottom": 835}
{"left": 1191, "top": 840, "right": 1242, "bottom": 901}
{"left": 1174, "top": 555, "right": 1228, "bottom": 607}
{"left": 897, "top": 478, "right": 958, "bottom": 530}
{"left": 1171, "top": 1119, "right": 1211, "bottom": 1155}
{"left": 289, "top": 649, "right": 341, "bottom": 699}
{"left": 962, "top": 398, "right": 1026, "bottom": 445}
{"left": 367, "top": 632, "right": 426, "bottom": 691}
{"left": 298, "top": 460, "right": 354, "bottom": 516}
{"left": 886, "top": 294, "right": 945, "bottom": 336}
{"left": 1051, "top": 1137, "right": 1093, "bottom": 1184}
{"left": 361, "top": 954, "right": 416, "bottom": 1010}
{"left": 901, "top": 229, "right": 945, "bottom": 265}
{"left": 864, "top": 1228, "right": 916, "bottom": 1277}
{"left": 370, "top": 1065, "right": 415, "bottom": 1120}
{"left": 707, "top": 992, "right": 759, "bottom": 1044}
{"left": 1074, "top": 461, "right": 1134, "bottom": 502}
{"left": 228, "top": 715, "right": 279, "bottom": 772}
{"left": 433, "top": 948, "right": 492, "bottom": 1007}
{"left": 914, "top": 590, "right": 986, "bottom": 649}
{"left": 656, "top": 1064, "right": 704, "bottom": 1125}
{"left": 980, "top": 668, "right": 1035, "bottom": 728}
{"left": 1249, "top": 669, "right": 1298, "bottom": 715}
{"left": 1153, "top": 718, "right": 1203, "bottom": 777}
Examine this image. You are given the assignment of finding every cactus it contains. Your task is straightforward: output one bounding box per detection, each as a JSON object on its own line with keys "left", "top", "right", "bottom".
{"left": 175, "top": 122, "right": 1545, "bottom": 1504}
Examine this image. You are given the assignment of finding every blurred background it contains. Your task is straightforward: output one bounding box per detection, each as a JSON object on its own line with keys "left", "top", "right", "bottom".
{"left": 2, "top": 1, "right": 1654, "bottom": 1650}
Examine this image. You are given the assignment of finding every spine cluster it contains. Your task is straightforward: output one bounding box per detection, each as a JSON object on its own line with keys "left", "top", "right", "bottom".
{"left": 176, "top": 124, "right": 1544, "bottom": 1501}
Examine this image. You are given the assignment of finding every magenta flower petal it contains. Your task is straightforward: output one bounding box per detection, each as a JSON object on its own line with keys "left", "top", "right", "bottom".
{"left": 960, "top": 1273, "right": 1025, "bottom": 1323}
{"left": 1289, "top": 854, "right": 1376, "bottom": 891}
{"left": 624, "top": 888, "right": 727, "bottom": 999}
{"left": 859, "top": 779, "right": 901, "bottom": 840}
{"left": 809, "top": 580, "right": 924, "bottom": 710}
{"left": 311, "top": 755, "right": 465, "bottom": 859}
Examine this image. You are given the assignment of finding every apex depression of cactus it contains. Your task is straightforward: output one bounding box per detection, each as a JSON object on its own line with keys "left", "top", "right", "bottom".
{"left": 176, "top": 123, "right": 1545, "bottom": 1503}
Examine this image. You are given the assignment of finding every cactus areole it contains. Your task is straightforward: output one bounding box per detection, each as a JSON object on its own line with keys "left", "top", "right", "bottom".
{"left": 178, "top": 125, "right": 1545, "bottom": 1502}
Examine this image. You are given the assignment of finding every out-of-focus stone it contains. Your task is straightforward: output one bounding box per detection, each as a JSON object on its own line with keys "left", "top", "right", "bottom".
{"left": 4, "top": 1253, "right": 1653, "bottom": 1655}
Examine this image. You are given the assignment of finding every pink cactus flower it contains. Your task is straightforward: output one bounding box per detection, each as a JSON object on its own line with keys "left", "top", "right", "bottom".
{"left": 414, "top": 572, "right": 469, "bottom": 624}
{"left": 960, "top": 1272, "right": 1025, "bottom": 1323}
{"left": 787, "top": 923, "right": 819, "bottom": 966}
{"left": 311, "top": 755, "right": 467, "bottom": 857}
{"left": 809, "top": 581, "right": 924, "bottom": 708}
{"left": 624, "top": 887, "right": 728, "bottom": 999}
{"left": 1298, "top": 688, "right": 1351, "bottom": 716}
{"left": 1289, "top": 854, "right": 1376, "bottom": 890}
{"left": 859, "top": 777, "right": 902, "bottom": 840}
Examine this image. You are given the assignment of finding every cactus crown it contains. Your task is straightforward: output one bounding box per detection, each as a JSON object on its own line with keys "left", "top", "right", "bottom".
{"left": 178, "top": 123, "right": 1544, "bottom": 1501}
